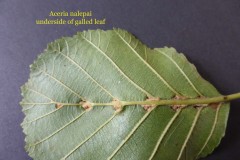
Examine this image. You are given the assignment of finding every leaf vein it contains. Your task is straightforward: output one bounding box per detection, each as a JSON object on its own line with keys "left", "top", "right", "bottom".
{"left": 22, "top": 104, "right": 35, "bottom": 112}
{"left": 196, "top": 105, "right": 221, "bottom": 158}
{"left": 148, "top": 109, "right": 182, "bottom": 160}
{"left": 59, "top": 52, "right": 115, "bottom": 99}
{"left": 29, "top": 111, "right": 86, "bottom": 147}
{"left": 156, "top": 50, "right": 203, "bottom": 96}
{"left": 24, "top": 87, "right": 55, "bottom": 102}
{"left": 176, "top": 107, "right": 203, "bottom": 160}
{"left": 22, "top": 107, "right": 63, "bottom": 125}
{"left": 36, "top": 68, "right": 85, "bottom": 101}
{"left": 79, "top": 33, "right": 153, "bottom": 97}
{"left": 114, "top": 29, "right": 180, "bottom": 96}
{"left": 61, "top": 114, "right": 116, "bottom": 160}
{"left": 107, "top": 108, "right": 154, "bottom": 160}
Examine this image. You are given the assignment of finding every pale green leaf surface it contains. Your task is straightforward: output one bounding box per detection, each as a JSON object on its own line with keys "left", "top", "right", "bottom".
{"left": 21, "top": 29, "right": 229, "bottom": 160}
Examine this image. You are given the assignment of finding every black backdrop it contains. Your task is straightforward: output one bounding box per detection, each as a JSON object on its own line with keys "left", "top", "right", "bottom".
{"left": 0, "top": 0, "right": 240, "bottom": 159}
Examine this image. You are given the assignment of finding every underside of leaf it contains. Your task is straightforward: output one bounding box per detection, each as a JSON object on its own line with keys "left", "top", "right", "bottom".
{"left": 21, "top": 29, "right": 229, "bottom": 160}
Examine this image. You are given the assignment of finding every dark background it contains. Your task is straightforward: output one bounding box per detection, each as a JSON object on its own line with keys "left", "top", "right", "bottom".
{"left": 0, "top": 0, "right": 240, "bottom": 159}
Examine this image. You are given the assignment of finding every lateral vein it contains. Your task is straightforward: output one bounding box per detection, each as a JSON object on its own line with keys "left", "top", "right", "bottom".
{"left": 148, "top": 109, "right": 181, "bottom": 160}
{"left": 29, "top": 111, "right": 86, "bottom": 147}
{"left": 61, "top": 114, "right": 116, "bottom": 160}
{"left": 59, "top": 52, "right": 115, "bottom": 99}
{"left": 79, "top": 33, "right": 153, "bottom": 97}
{"left": 114, "top": 29, "right": 180, "bottom": 96}
{"left": 107, "top": 108, "right": 154, "bottom": 160}
{"left": 37, "top": 68, "right": 85, "bottom": 100}
{"left": 196, "top": 104, "right": 221, "bottom": 158}
{"left": 156, "top": 49, "right": 203, "bottom": 96}
{"left": 22, "top": 107, "right": 63, "bottom": 125}
{"left": 176, "top": 107, "right": 203, "bottom": 160}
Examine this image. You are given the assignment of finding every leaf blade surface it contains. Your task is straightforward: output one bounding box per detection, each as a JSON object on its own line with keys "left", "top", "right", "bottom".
{"left": 21, "top": 29, "right": 229, "bottom": 160}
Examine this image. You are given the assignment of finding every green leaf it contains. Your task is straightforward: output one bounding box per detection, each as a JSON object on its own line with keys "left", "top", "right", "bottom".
{"left": 21, "top": 29, "right": 230, "bottom": 160}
